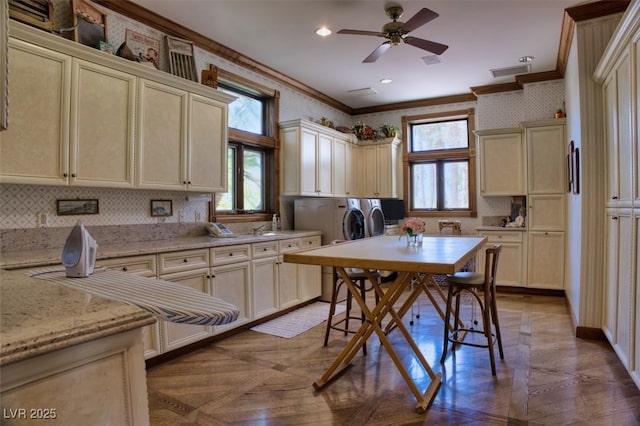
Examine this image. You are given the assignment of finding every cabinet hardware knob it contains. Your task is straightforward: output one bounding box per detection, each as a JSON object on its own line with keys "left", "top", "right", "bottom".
{"left": 63, "top": 173, "right": 68, "bottom": 177}
{"left": 263, "top": 248, "right": 267, "bottom": 251}
{"left": 71, "top": 173, "right": 76, "bottom": 177}
{"left": 229, "top": 253, "right": 233, "bottom": 256}
{"left": 122, "top": 267, "right": 128, "bottom": 271}
{"left": 183, "top": 259, "right": 188, "bottom": 263}
{"left": 613, "top": 216, "right": 618, "bottom": 220}
{"left": 188, "top": 181, "right": 191, "bottom": 184}
{"left": 612, "top": 196, "right": 618, "bottom": 200}
{"left": 183, "top": 181, "right": 187, "bottom": 184}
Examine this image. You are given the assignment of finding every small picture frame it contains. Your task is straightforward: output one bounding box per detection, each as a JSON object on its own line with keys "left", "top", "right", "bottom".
{"left": 125, "top": 29, "right": 160, "bottom": 69}
{"left": 573, "top": 147, "right": 580, "bottom": 194}
{"left": 567, "top": 140, "right": 575, "bottom": 193}
{"left": 151, "top": 200, "right": 172, "bottom": 217}
{"left": 57, "top": 199, "right": 99, "bottom": 216}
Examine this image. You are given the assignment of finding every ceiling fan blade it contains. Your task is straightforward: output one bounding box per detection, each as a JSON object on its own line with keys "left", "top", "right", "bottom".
{"left": 401, "top": 8, "right": 439, "bottom": 33}
{"left": 404, "top": 36, "right": 448, "bottom": 55}
{"left": 337, "top": 29, "right": 383, "bottom": 37}
{"left": 363, "top": 42, "right": 391, "bottom": 63}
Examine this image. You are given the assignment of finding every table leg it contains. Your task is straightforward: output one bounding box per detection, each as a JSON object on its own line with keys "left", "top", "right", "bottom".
{"left": 314, "top": 268, "right": 442, "bottom": 413}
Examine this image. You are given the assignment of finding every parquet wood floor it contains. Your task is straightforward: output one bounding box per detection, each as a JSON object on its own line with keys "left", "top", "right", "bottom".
{"left": 146, "top": 292, "right": 640, "bottom": 425}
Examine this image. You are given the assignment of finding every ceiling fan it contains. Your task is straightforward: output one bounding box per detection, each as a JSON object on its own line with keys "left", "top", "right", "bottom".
{"left": 337, "top": 5, "right": 448, "bottom": 63}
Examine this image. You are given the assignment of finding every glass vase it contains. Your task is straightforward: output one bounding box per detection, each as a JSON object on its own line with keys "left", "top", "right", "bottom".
{"left": 406, "top": 233, "right": 423, "bottom": 247}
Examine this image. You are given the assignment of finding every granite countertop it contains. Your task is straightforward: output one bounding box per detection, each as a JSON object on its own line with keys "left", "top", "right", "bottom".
{"left": 475, "top": 226, "right": 527, "bottom": 232}
{"left": 0, "top": 269, "right": 155, "bottom": 366}
{"left": 0, "top": 230, "right": 322, "bottom": 270}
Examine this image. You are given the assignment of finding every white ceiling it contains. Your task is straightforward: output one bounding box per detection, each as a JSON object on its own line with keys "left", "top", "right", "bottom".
{"left": 130, "top": 0, "right": 583, "bottom": 109}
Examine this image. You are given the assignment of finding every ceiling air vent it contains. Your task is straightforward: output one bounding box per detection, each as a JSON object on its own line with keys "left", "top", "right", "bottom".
{"left": 422, "top": 55, "right": 441, "bottom": 66}
{"left": 490, "top": 63, "right": 531, "bottom": 78}
{"left": 347, "top": 87, "right": 378, "bottom": 97}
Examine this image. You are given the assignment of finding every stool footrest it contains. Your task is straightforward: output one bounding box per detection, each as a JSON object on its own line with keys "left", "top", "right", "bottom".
{"left": 448, "top": 328, "right": 496, "bottom": 348}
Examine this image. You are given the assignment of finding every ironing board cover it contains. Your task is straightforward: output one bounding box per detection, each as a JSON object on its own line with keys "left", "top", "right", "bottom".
{"left": 28, "top": 268, "right": 239, "bottom": 326}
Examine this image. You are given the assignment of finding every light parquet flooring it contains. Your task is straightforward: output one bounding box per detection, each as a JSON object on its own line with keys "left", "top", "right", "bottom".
{"left": 146, "top": 291, "right": 640, "bottom": 425}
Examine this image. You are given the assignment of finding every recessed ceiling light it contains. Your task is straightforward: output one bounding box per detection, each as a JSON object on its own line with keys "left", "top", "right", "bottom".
{"left": 315, "top": 27, "right": 332, "bottom": 37}
{"left": 519, "top": 55, "right": 534, "bottom": 63}
{"left": 380, "top": 78, "right": 393, "bottom": 84}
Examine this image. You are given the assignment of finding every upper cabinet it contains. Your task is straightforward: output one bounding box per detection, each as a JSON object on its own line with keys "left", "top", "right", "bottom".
{"left": 524, "top": 120, "right": 566, "bottom": 195}
{"left": 476, "top": 128, "right": 525, "bottom": 196}
{"left": 280, "top": 119, "right": 351, "bottom": 197}
{"left": 1, "top": 22, "right": 233, "bottom": 192}
{"left": 357, "top": 138, "right": 401, "bottom": 198}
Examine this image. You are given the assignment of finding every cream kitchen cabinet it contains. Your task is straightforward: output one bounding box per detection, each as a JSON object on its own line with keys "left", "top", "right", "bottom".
{"left": 527, "top": 194, "right": 566, "bottom": 231}
{"left": 137, "top": 80, "right": 228, "bottom": 192}
{"left": 297, "top": 235, "right": 322, "bottom": 301}
{"left": 278, "top": 238, "right": 303, "bottom": 309}
{"left": 210, "top": 244, "right": 252, "bottom": 333}
{"left": 251, "top": 240, "right": 280, "bottom": 319}
{"left": 526, "top": 231, "right": 565, "bottom": 290}
{"left": 358, "top": 138, "right": 401, "bottom": 198}
{"left": 524, "top": 121, "right": 566, "bottom": 195}
{"left": 477, "top": 230, "right": 525, "bottom": 287}
{"left": 0, "top": 39, "right": 71, "bottom": 185}
{"left": 280, "top": 119, "right": 333, "bottom": 196}
{"left": 158, "top": 249, "right": 213, "bottom": 351}
{"left": 96, "top": 254, "right": 161, "bottom": 359}
{"left": 332, "top": 136, "right": 357, "bottom": 197}
{"left": 476, "top": 128, "right": 525, "bottom": 196}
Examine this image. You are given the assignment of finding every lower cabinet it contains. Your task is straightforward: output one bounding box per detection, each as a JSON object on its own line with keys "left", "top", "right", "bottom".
{"left": 96, "top": 254, "right": 161, "bottom": 359}
{"left": 158, "top": 267, "right": 214, "bottom": 352}
{"left": 527, "top": 231, "right": 565, "bottom": 290}
{"left": 251, "top": 241, "right": 280, "bottom": 319}
{"left": 477, "top": 231, "right": 525, "bottom": 287}
{"left": 298, "top": 235, "right": 322, "bottom": 300}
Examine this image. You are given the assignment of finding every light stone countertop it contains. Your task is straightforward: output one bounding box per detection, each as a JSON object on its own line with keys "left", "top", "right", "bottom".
{"left": 0, "top": 231, "right": 322, "bottom": 270}
{"left": 0, "top": 269, "right": 155, "bottom": 366}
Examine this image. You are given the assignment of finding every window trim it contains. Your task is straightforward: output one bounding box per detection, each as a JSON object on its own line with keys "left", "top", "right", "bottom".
{"left": 209, "top": 67, "right": 280, "bottom": 223}
{"left": 402, "top": 108, "right": 477, "bottom": 218}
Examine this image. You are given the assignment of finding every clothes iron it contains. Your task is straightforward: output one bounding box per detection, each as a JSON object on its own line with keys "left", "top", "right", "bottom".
{"left": 62, "top": 221, "right": 98, "bottom": 278}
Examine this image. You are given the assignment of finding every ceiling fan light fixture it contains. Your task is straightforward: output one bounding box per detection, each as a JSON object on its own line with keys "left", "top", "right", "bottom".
{"left": 519, "top": 55, "right": 534, "bottom": 63}
{"left": 315, "top": 27, "right": 332, "bottom": 37}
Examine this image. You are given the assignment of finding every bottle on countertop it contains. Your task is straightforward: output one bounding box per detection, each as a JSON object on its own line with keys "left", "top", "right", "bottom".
{"left": 272, "top": 214, "right": 278, "bottom": 231}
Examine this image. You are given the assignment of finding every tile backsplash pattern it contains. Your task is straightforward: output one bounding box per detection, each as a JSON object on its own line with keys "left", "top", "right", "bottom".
{"left": 0, "top": 184, "right": 208, "bottom": 229}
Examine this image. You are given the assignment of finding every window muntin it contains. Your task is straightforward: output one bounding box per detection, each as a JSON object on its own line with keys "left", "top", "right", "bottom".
{"left": 217, "top": 143, "right": 267, "bottom": 213}
{"left": 404, "top": 110, "right": 476, "bottom": 217}
{"left": 219, "top": 86, "right": 264, "bottom": 135}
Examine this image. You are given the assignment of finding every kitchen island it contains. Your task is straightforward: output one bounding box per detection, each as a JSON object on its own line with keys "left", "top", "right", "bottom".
{"left": 0, "top": 269, "right": 155, "bottom": 425}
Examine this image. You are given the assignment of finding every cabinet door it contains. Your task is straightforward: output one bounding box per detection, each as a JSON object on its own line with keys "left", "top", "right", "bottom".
{"left": 360, "top": 145, "right": 378, "bottom": 197}
{"left": 317, "top": 133, "right": 333, "bottom": 196}
{"left": 300, "top": 129, "right": 318, "bottom": 195}
{"left": 187, "top": 93, "right": 227, "bottom": 192}
{"left": 137, "top": 79, "right": 188, "bottom": 190}
{"left": 278, "top": 254, "right": 299, "bottom": 309}
{"left": 604, "top": 74, "right": 620, "bottom": 207}
{"left": 479, "top": 132, "right": 525, "bottom": 196}
{"left": 528, "top": 194, "right": 566, "bottom": 231}
{"left": 159, "top": 268, "right": 213, "bottom": 352}
{"left": 527, "top": 231, "right": 565, "bottom": 289}
{"left": 251, "top": 256, "right": 279, "bottom": 318}
{"left": 71, "top": 60, "right": 136, "bottom": 188}
{"left": 613, "top": 210, "right": 633, "bottom": 367}
{"left": 211, "top": 261, "right": 251, "bottom": 333}
{"left": 614, "top": 53, "right": 633, "bottom": 206}
{"left": 603, "top": 211, "right": 620, "bottom": 343}
{"left": 0, "top": 39, "right": 71, "bottom": 185}
{"left": 298, "top": 235, "right": 322, "bottom": 300}
{"left": 333, "top": 138, "right": 348, "bottom": 197}
{"left": 526, "top": 124, "right": 566, "bottom": 194}
{"left": 376, "top": 144, "right": 395, "bottom": 198}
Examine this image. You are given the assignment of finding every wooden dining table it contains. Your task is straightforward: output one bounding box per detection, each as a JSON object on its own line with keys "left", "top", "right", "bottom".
{"left": 283, "top": 234, "right": 487, "bottom": 413}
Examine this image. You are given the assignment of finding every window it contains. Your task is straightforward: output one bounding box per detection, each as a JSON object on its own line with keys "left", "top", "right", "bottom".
{"left": 403, "top": 109, "right": 476, "bottom": 217}
{"left": 212, "top": 69, "right": 279, "bottom": 220}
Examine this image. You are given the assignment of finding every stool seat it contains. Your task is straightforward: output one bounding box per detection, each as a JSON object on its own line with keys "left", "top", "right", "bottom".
{"left": 445, "top": 271, "right": 483, "bottom": 285}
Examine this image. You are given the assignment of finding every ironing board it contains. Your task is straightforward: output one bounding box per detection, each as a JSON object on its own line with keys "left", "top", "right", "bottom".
{"left": 28, "top": 268, "right": 239, "bottom": 326}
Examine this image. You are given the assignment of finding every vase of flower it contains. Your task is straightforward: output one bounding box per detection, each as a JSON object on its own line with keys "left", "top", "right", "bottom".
{"left": 401, "top": 217, "right": 426, "bottom": 248}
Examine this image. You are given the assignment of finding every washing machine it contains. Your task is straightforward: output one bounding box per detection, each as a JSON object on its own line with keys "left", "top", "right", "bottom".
{"left": 294, "top": 197, "right": 365, "bottom": 301}
{"left": 360, "top": 198, "right": 386, "bottom": 237}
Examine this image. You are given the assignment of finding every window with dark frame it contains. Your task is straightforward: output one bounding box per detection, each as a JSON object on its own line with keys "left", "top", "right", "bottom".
{"left": 403, "top": 109, "right": 477, "bottom": 218}
{"left": 211, "top": 69, "right": 279, "bottom": 220}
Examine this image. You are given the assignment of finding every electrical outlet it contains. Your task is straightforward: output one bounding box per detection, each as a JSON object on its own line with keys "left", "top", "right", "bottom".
{"left": 178, "top": 210, "right": 185, "bottom": 223}
{"left": 195, "top": 211, "right": 201, "bottom": 222}
{"left": 37, "top": 212, "right": 48, "bottom": 227}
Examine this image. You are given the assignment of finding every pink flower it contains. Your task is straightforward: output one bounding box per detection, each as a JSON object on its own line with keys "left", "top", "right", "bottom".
{"left": 401, "top": 217, "right": 426, "bottom": 236}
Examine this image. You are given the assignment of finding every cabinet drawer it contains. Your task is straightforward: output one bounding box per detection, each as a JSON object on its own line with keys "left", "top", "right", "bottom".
{"left": 278, "top": 238, "right": 302, "bottom": 253}
{"left": 97, "top": 255, "right": 157, "bottom": 277}
{"left": 479, "top": 231, "right": 523, "bottom": 243}
{"left": 300, "top": 235, "right": 321, "bottom": 249}
{"left": 252, "top": 241, "right": 279, "bottom": 259}
{"left": 211, "top": 244, "right": 251, "bottom": 266}
{"left": 158, "top": 249, "right": 210, "bottom": 274}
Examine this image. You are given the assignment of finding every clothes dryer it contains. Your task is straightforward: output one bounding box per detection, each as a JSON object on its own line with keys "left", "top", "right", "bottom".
{"left": 360, "top": 198, "right": 386, "bottom": 237}
{"left": 294, "top": 197, "right": 365, "bottom": 301}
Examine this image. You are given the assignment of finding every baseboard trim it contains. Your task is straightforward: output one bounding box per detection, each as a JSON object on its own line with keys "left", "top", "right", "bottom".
{"left": 576, "top": 326, "right": 607, "bottom": 341}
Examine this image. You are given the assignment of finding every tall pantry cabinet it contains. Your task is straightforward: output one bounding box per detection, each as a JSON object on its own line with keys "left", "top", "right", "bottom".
{"left": 594, "top": 1, "right": 639, "bottom": 389}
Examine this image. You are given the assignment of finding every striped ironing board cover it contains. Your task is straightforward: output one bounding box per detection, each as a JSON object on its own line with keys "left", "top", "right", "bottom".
{"left": 28, "top": 268, "right": 240, "bottom": 326}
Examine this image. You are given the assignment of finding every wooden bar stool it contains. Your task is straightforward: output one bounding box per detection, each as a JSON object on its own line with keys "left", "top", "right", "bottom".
{"left": 440, "top": 245, "right": 504, "bottom": 375}
{"left": 324, "top": 241, "right": 380, "bottom": 355}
